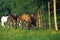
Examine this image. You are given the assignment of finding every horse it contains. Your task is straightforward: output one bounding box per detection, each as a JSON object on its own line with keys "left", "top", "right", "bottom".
{"left": 21, "top": 14, "right": 32, "bottom": 29}
{"left": 7, "top": 15, "right": 13, "bottom": 28}
{"left": 31, "top": 13, "right": 37, "bottom": 26}
{"left": 17, "top": 16, "right": 22, "bottom": 28}
{"left": 7, "top": 14, "right": 17, "bottom": 28}
{"left": 1, "top": 16, "right": 8, "bottom": 27}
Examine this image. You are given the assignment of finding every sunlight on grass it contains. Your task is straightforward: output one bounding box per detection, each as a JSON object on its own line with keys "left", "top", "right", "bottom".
{"left": 0, "top": 26, "right": 60, "bottom": 40}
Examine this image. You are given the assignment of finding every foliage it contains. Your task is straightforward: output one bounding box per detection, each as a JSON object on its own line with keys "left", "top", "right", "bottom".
{"left": 0, "top": 0, "right": 60, "bottom": 29}
{"left": 0, "top": 0, "right": 39, "bottom": 15}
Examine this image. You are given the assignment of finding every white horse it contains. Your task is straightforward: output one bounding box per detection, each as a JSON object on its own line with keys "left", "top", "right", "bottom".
{"left": 1, "top": 16, "right": 8, "bottom": 27}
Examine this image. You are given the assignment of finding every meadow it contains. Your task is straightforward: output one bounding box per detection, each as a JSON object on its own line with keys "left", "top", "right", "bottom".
{"left": 0, "top": 25, "right": 60, "bottom": 40}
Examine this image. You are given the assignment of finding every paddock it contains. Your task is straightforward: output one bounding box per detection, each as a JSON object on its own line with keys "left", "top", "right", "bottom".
{"left": 0, "top": 0, "right": 60, "bottom": 40}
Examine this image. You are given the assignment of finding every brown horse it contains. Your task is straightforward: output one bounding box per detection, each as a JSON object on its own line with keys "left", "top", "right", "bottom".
{"left": 31, "top": 13, "right": 37, "bottom": 26}
{"left": 7, "top": 15, "right": 13, "bottom": 28}
{"left": 21, "top": 14, "right": 32, "bottom": 29}
{"left": 7, "top": 14, "right": 17, "bottom": 29}
{"left": 17, "top": 16, "right": 22, "bottom": 28}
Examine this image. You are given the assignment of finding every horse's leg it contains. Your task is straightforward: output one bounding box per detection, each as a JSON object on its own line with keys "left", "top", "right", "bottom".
{"left": 7, "top": 25, "right": 9, "bottom": 28}
{"left": 7, "top": 21, "right": 10, "bottom": 28}
{"left": 17, "top": 21, "right": 18, "bottom": 28}
{"left": 10, "top": 22, "right": 13, "bottom": 28}
{"left": 7, "top": 22, "right": 12, "bottom": 28}
{"left": 19, "top": 23, "right": 22, "bottom": 28}
{"left": 13, "top": 20, "right": 17, "bottom": 29}
{"left": 1, "top": 22, "right": 5, "bottom": 27}
{"left": 7, "top": 24, "right": 10, "bottom": 28}
{"left": 19, "top": 20, "right": 22, "bottom": 28}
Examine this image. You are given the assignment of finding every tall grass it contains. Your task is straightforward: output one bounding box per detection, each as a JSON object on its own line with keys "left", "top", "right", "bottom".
{"left": 0, "top": 25, "right": 60, "bottom": 40}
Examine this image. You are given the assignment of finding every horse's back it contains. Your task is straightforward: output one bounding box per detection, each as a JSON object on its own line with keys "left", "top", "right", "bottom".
{"left": 1, "top": 16, "right": 8, "bottom": 22}
{"left": 22, "top": 14, "right": 31, "bottom": 23}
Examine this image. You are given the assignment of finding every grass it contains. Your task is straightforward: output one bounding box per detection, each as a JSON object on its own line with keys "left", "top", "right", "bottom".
{"left": 0, "top": 25, "right": 60, "bottom": 40}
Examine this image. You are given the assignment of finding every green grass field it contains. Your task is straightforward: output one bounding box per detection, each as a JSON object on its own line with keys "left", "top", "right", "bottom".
{"left": 0, "top": 25, "right": 60, "bottom": 40}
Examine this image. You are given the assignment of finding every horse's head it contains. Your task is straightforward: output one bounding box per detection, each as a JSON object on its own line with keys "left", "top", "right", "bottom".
{"left": 6, "top": 16, "right": 8, "bottom": 18}
{"left": 31, "top": 13, "right": 37, "bottom": 26}
{"left": 12, "top": 13, "right": 17, "bottom": 17}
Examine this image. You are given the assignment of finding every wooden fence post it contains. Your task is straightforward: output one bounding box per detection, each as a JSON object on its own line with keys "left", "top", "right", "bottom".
{"left": 48, "top": 2, "right": 51, "bottom": 30}
{"left": 37, "top": 10, "right": 41, "bottom": 28}
{"left": 53, "top": 0, "right": 58, "bottom": 31}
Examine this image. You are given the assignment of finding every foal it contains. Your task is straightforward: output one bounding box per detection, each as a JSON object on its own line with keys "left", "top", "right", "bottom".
{"left": 1, "top": 16, "right": 8, "bottom": 27}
